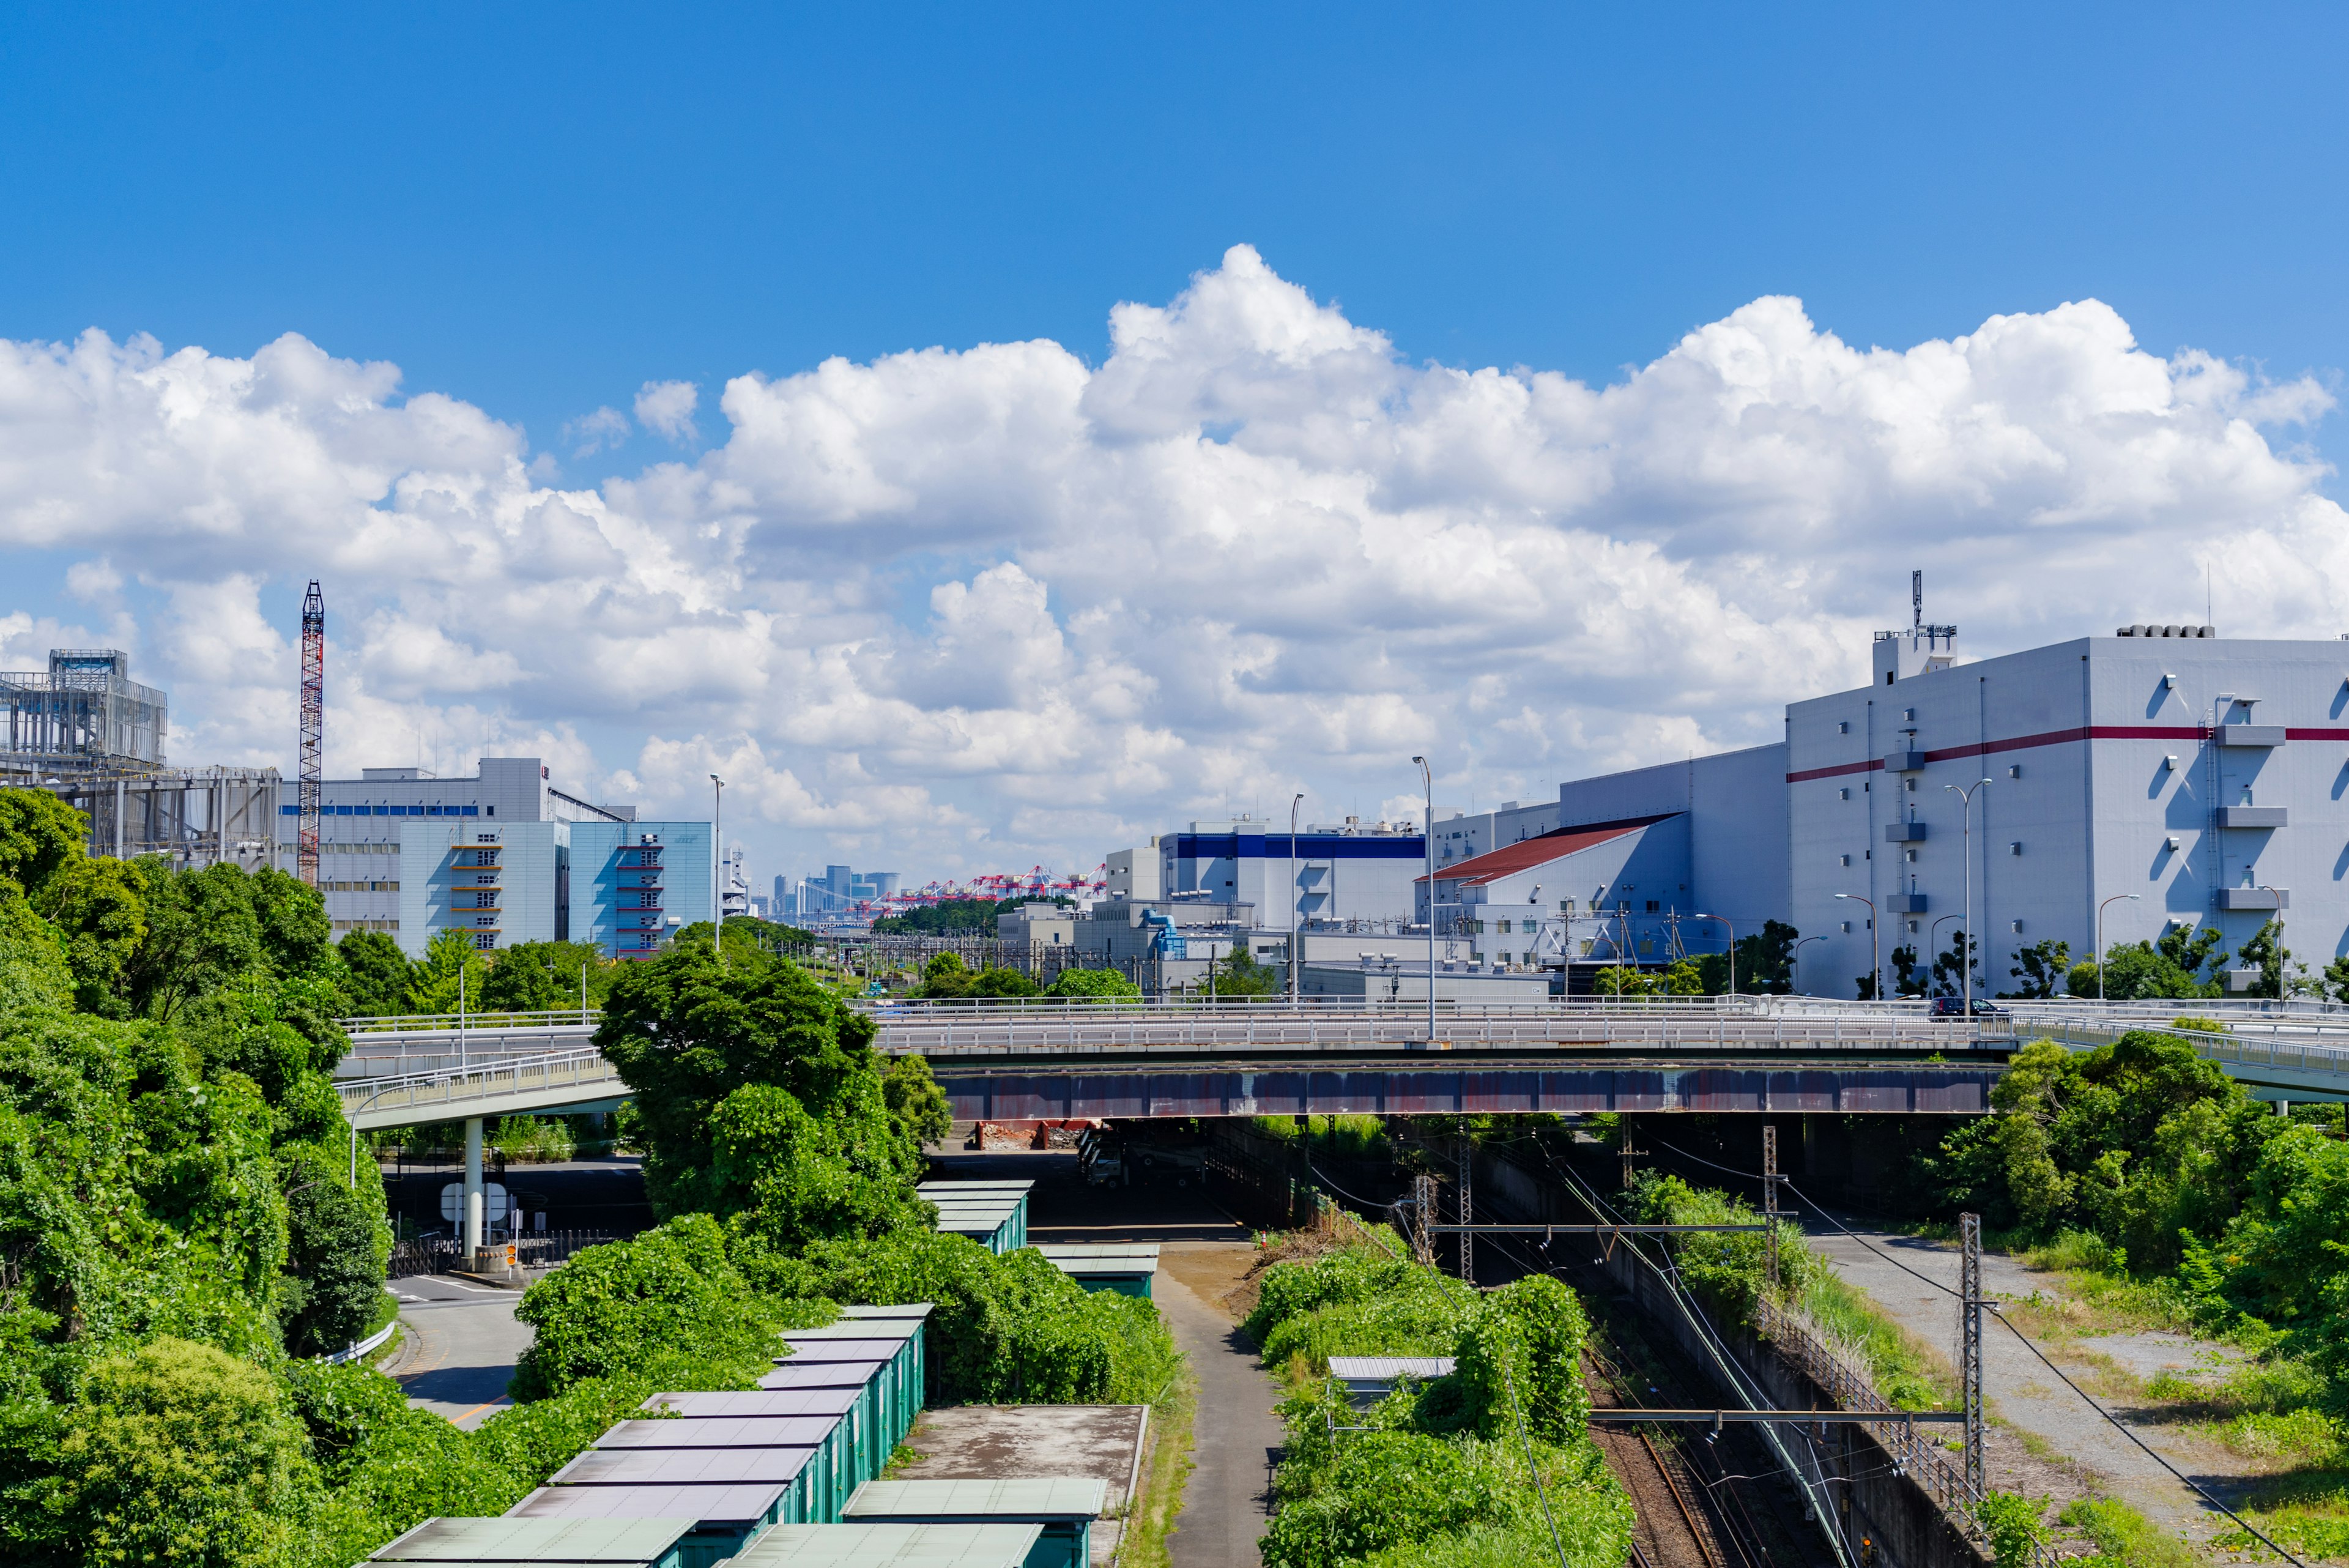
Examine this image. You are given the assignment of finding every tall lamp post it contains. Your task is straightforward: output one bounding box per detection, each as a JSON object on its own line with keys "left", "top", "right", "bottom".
{"left": 1945, "top": 778, "right": 1992, "bottom": 1017}
{"left": 1288, "top": 793, "right": 1305, "bottom": 1004}
{"left": 2096, "top": 892, "right": 2140, "bottom": 1003}
{"left": 1412, "top": 756, "right": 1434, "bottom": 1047}
{"left": 1791, "top": 934, "right": 1822, "bottom": 994}
{"left": 1834, "top": 893, "right": 1879, "bottom": 1003}
{"left": 2260, "top": 885, "right": 2285, "bottom": 1000}
{"left": 1693, "top": 912, "right": 1735, "bottom": 995}
{"left": 710, "top": 775, "right": 725, "bottom": 947}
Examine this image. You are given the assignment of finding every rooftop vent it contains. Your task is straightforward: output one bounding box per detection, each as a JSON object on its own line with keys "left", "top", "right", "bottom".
{"left": 2116, "top": 623, "right": 2216, "bottom": 637}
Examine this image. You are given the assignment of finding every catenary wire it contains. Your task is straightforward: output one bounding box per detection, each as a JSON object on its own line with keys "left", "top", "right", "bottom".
{"left": 1638, "top": 1136, "right": 2312, "bottom": 1567}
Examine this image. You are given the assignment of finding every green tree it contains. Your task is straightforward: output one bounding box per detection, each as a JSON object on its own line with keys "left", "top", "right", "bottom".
{"left": 0, "top": 787, "right": 89, "bottom": 899}
{"left": 407, "top": 928, "right": 489, "bottom": 1014}
{"left": 480, "top": 940, "right": 609, "bottom": 1014}
{"left": 339, "top": 930, "right": 415, "bottom": 1017}
{"left": 35, "top": 855, "right": 147, "bottom": 1017}
{"left": 2067, "top": 921, "right": 2225, "bottom": 1000}
{"left": 1211, "top": 948, "right": 1281, "bottom": 997}
{"left": 2233, "top": 918, "right": 2305, "bottom": 1000}
{"left": 882, "top": 1054, "right": 954, "bottom": 1146}
{"left": 37, "top": 1337, "right": 321, "bottom": 1568}
{"left": 595, "top": 930, "right": 930, "bottom": 1234}
{"left": 2004, "top": 938, "right": 2071, "bottom": 999}
{"left": 1888, "top": 943, "right": 1927, "bottom": 997}
{"left": 1931, "top": 929, "right": 1979, "bottom": 997}
{"left": 1042, "top": 966, "right": 1141, "bottom": 1001}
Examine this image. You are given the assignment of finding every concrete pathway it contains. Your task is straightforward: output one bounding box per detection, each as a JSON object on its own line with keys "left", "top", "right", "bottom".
{"left": 382, "top": 1274, "right": 536, "bottom": 1429}
{"left": 1806, "top": 1222, "right": 2248, "bottom": 1544}
{"left": 1157, "top": 1244, "right": 1288, "bottom": 1568}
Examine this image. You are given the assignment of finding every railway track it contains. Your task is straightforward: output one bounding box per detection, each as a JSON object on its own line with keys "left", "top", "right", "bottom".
{"left": 1467, "top": 1224, "right": 1834, "bottom": 1568}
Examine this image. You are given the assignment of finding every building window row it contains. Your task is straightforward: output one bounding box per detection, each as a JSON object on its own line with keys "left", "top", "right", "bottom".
{"left": 279, "top": 803, "right": 483, "bottom": 817}
{"left": 324, "top": 880, "right": 398, "bottom": 893}
{"left": 331, "top": 919, "right": 398, "bottom": 932}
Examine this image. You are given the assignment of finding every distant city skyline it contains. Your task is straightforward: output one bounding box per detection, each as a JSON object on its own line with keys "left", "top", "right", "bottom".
{"left": 7, "top": 7, "right": 2349, "bottom": 886}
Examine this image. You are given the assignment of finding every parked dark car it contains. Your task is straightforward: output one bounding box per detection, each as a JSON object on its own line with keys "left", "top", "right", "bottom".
{"left": 1929, "top": 996, "right": 2008, "bottom": 1019}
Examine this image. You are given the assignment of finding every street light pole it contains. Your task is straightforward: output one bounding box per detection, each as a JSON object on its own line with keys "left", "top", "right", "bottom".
{"left": 710, "top": 774, "right": 725, "bottom": 946}
{"left": 2260, "top": 885, "right": 2285, "bottom": 1000}
{"left": 1834, "top": 893, "right": 1879, "bottom": 1002}
{"left": 2096, "top": 892, "right": 2141, "bottom": 1003}
{"left": 1693, "top": 912, "right": 1735, "bottom": 995}
{"left": 1945, "top": 778, "right": 1992, "bottom": 1016}
{"left": 1289, "top": 793, "right": 1304, "bottom": 1005}
{"left": 1413, "top": 756, "right": 1434, "bottom": 1046}
{"left": 1791, "top": 935, "right": 1822, "bottom": 994}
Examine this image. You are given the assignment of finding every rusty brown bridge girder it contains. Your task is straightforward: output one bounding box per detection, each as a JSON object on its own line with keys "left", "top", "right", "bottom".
{"left": 928, "top": 1060, "right": 1999, "bottom": 1120}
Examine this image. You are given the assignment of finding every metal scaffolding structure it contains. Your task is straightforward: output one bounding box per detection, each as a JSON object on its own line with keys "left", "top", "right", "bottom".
{"left": 0, "top": 649, "right": 168, "bottom": 778}
{"left": 43, "top": 767, "right": 283, "bottom": 870}
{"left": 299, "top": 581, "right": 325, "bottom": 888}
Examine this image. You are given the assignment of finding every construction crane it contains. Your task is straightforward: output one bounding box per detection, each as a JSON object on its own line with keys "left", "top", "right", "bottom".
{"left": 297, "top": 581, "right": 324, "bottom": 888}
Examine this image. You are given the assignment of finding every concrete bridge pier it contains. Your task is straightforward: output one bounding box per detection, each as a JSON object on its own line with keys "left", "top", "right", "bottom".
{"left": 464, "top": 1116, "right": 485, "bottom": 1261}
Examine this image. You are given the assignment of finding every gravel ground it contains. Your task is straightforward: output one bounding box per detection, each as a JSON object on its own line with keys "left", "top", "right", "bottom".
{"left": 1805, "top": 1220, "right": 2261, "bottom": 1548}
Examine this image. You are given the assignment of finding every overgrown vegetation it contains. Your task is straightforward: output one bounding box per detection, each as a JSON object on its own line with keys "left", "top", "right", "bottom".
{"left": 0, "top": 787, "right": 398, "bottom": 1562}
{"left": 0, "top": 785, "right": 1182, "bottom": 1565}
{"left": 1244, "top": 1228, "right": 1633, "bottom": 1568}
{"left": 1626, "top": 1174, "right": 1954, "bottom": 1409}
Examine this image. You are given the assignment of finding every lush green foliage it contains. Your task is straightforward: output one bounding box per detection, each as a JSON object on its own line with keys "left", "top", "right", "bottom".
{"left": 1042, "top": 966, "right": 1141, "bottom": 1001}
{"left": 596, "top": 928, "right": 930, "bottom": 1238}
{"left": 1249, "top": 1235, "right": 1631, "bottom": 1568}
{"left": 751, "top": 1227, "right": 1179, "bottom": 1405}
{"left": 911, "top": 951, "right": 1041, "bottom": 1000}
{"left": 870, "top": 897, "right": 1063, "bottom": 935}
{"left": 2065, "top": 923, "right": 2229, "bottom": 1000}
{"left": 511, "top": 1214, "right": 833, "bottom": 1399}
{"left": 1208, "top": 948, "right": 1281, "bottom": 996}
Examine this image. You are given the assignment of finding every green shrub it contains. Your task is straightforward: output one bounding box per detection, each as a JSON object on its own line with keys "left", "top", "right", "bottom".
{"left": 510, "top": 1214, "right": 835, "bottom": 1400}
{"left": 1975, "top": 1490, "right": 2048, "bottom": 1568}
{"left": 2059, "top": 1496, "right": 2197, "bottom": 1568}
{"left": 750, "top": 1228, "right": 1179, "bottom": 1405}
{"left": 36, "top": 1336, "right": 322, "bottom": 1568}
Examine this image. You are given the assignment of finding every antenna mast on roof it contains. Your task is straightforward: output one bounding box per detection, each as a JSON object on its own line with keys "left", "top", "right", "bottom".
{"left": 297, "top": 581, "right": 324, "bottom": 888}
{"left": 1911, "top": 568, "right": 1958, "bottom": 652}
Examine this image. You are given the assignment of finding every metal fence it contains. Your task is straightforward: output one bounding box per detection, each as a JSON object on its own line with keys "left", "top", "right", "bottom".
{"left": 388, "top": 1230, "right": 623, "bottom": 1278}
{"left": 1757, "top": 1295, "right": 2064, "bottom": 1568}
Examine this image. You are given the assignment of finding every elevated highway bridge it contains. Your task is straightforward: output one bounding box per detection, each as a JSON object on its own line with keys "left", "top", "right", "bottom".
{"left": 332, "top": 997, "right": 2349, "bottom": 1133}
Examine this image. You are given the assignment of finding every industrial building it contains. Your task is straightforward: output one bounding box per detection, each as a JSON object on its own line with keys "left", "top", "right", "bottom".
{"left": 3, "top": 648, "right": 281, "bottom": 869}
{"left": 1479, "top": 608, "right": 2349, "bottom": 995}
{"left": 1151, "top": 817, "right": 1427, "bottom": 930}
{"left": 254, "top": 756, "right": 710, "bottom": 959}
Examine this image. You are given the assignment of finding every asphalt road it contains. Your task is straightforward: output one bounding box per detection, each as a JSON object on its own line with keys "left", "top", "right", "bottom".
{"left": 383, "top": 1274, "right": 537, "bottom": 1429}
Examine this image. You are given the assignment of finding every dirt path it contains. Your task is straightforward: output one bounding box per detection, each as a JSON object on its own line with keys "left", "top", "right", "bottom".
{"left": 1158, "top": 1243, "right": 1287, "bottom": 1568}
{"left": 1808, "top": 1222, "right": 2259, "bottom": 1547}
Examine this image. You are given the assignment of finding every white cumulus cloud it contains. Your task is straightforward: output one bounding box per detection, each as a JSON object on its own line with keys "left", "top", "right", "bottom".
{"left": 0, "top": 245, "right": 2340, "bottom": 885}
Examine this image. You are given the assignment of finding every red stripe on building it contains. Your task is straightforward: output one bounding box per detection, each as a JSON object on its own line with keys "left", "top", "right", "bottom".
{"left": 1787, "top": 724, "right": 2215, "bottom": 783}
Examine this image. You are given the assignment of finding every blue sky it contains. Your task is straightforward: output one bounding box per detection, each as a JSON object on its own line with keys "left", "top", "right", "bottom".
{"left": 9, "top": 4, "right": 2346, "bottom": 477}
{"left": 5, "top": 4, "right": 2348, "bottom": 889}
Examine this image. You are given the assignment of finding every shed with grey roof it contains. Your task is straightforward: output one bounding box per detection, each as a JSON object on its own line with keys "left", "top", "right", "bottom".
{"left": 730, "top": 1523, "right": 1042, "bottom": 1568}
{"left": 368, "top": 1517, "right": 694, "bottom": 1568}
{"left": 844, "top": 1480, "right": 1107, "bottom": 1568}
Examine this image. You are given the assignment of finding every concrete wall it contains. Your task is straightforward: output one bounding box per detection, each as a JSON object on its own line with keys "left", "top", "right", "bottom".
{"left": 1163, "top": 828, "right": 1425, "bottom": 927}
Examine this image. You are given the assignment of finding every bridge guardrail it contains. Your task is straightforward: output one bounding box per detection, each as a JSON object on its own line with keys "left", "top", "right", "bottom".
{"left": 340, "top": 1049, "right": 623, "bottom": 1121}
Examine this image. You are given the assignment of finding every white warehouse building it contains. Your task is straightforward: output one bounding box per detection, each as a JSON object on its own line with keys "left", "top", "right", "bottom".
{"left": 1516, "top": 615, "right": 2346, "bottom": 996}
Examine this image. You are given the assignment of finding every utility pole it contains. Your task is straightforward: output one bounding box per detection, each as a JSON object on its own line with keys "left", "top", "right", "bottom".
{"left": 1457, "top": 1113, "right": 1475, "bottom": 1285}
{"left": 1959, "top": 1212, "right": 1986, "bottom": 1501}
{"left": 1762, "top": 1123, "right": 1781, "bottom": 1293}
{"left": 1288, "top": 792, "right": 1304, "bottom": 1003}
{"left": 710, "top": 775, "right": 725, "bottom": 946}
{"left": 1619, "top": 1120, "right": 1643, "bottom": 1190}
{"left": 1413, "top": 756, "right": 1435, "bottom": 1046}
{"left": 297, "top": 581, "right": 324, "bottom": 888}
{"left": 1946, "top": 778, "right": 1993, "bottom": 1016}
{"left": 1411, "top": 1172, "right": 1437, "bottom": 1266}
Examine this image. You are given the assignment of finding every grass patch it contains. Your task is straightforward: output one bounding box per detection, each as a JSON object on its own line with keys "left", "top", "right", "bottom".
{"left": 1119, "top": 1351, "right": 1198, "bottom": 1568}
{"left": 1791, "top": 1262, "right": 1958, "bottom": 1410}
{"left": 881, "top": 1443, "right": 926, "bottom": 1477}
{"left": 2056, "top": 1495, "right": 2196, "bottom": 1568}
{"left": 2228, "top": 1473, "right": 2349, "bottom": 1561}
